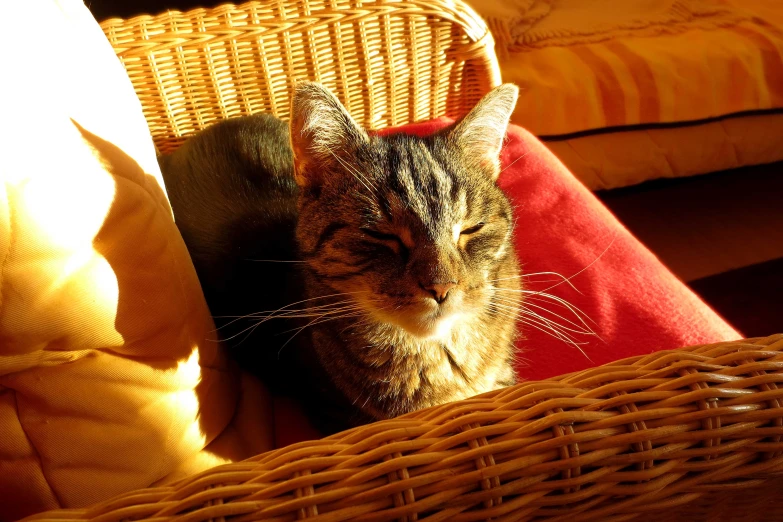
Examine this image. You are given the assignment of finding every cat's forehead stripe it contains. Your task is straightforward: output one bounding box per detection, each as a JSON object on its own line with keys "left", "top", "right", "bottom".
{"left": 456, "top": 191, "right": 468, "bottom": 220}
{"left": 384, "top": 137, "right": 462, "bottom": 230}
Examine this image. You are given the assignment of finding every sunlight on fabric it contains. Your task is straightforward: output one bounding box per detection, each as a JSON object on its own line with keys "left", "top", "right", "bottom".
{"left": 18, "top": 159, "right": 120, "bottom": 305}
{"left": 21, "top": 171, "right": 114, "bottom": 248}
{"left": 1, "top": 135, "right": 125, "bottom": 356}
{"left": 168, "top": 348, "right": 208, "bottom": 447}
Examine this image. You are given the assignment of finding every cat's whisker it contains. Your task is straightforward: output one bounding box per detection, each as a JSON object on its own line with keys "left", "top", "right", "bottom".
{"left": 220, "top": 319, "right": 270, "bottom": 343}
{"left": 520, "top": 301, "right": 599, "bottom": 336}
{"left": 488, "top": 310, "right": 519, "bottom": 322}
{"left": 520, "top": 318, "right": 592, "bottom": 360}
{"left": 256, "top": 308, "right": 368, "bottom": 324}
{"left": 522, "top": 293, "right": 584, "bottom": 313}
{"left": 276, "top": 310, "right": 370, "bottom": 357}
{"left": 519, "top": 308, "right": 596, "bottom": 338}
{"left": 215, "top": 300, "right": 362, "bottom": 320}
{"left": 487, "top": 271, "right": 584, "bottom": 295}
{"left": 521, "top": 271, "right": 584, "bottom": 295}
{"left": 493, "top": 294, "right": 597, "bottom": 337}
{"left": 523, "top": 291, "right": 596, "bottom": 327}
{"left": 233, "top": 320, "right": 270, "bottom": 348}
{"left": 518, "top": 314, "right": 580, "bottom": 343}
{"left": 494, "top": 302, "right": 581, "bottom": 339}
{"left": 522, "top": 271, "right": 567, "bottom": 278}
{"left": 488, "top": 235, "right": 616, "bottom": 295}
{"left": 489, "top": 297, "right": 596, "bottom": 358}
{"left": 272, "top": 301, "right": 390, "bottom": 341}
{"left": 291, "top": 305, "right": 371, "bottom": 323}
{"left": 328, "top": 149, "right": 377, "bottom": 195}
{"left": 237, "top": 302, "right": 372, "bottom": 342}
{"left": 212, "top": 291, "right": 371, "bottom": 330}
{"left": 274, "top": 311, "right": 367, "bottom": 336}
{"left": 523, "top": 295, "right": 603, "bottom": 339}
{"left": 486, "top": 274, "right": 524, "bottom": 283}
{"left": 515, "top": 313, "right": 592, "bottom": 356}
{"left": 214, "top": 303, "right": 358, "bottom": 330}
{"left": 494, "top": 287, "right": 595, "bottom": 327}
{"left": 361, "top": 390, "right": 374, "bottom": 411}
{"left": 499, "top": 151, "right": 529, "bottom": 175}
{"left": 536, "top": 235, "right": 617, "bottom": 294}
{"left": 486, "top": 304, "right": 522, "bottom": 323}
{"left": 338, "top": 306, "right": 393, "bottom": 335}
{"left": 256, "top": 304, "right": 368, "bottom": 324}
{"left": 253, "top": 300, "right": 367, "bottom": 317}
{"left": 214, "top": 295, "right": 365, "bottom": 319}
{"left": 486, "top": 305, "right": 584, "bottom": 350}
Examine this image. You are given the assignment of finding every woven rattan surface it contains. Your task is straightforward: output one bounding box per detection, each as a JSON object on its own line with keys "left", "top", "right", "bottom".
{"left": 100, "top": 0, "right": 501, "bottom": 154}
{"left": 634, "top": 476, "right": 783, "bottom": 522}
{"left": 25, "top": 334, "right": 783, "bottom": 521}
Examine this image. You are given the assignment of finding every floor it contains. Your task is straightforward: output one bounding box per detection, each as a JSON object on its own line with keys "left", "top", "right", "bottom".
{"left": 598, "top": 161, "right": 783, "bottom": 337}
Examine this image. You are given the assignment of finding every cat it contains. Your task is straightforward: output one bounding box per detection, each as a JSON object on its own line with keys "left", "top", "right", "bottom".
{"left": 158, "top": 81, "right": 522, "bottom": 432}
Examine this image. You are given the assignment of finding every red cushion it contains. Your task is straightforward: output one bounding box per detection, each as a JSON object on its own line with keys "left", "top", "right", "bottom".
{"left": 273, "top": 120, "right": 739, "bottom": 446}
{"left": 496, "top": 123, "right": 739, "bottom": 379}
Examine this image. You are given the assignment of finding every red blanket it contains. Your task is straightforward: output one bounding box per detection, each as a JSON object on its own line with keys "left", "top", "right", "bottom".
{"left": 274, "top": 120, "right": 740, "bottom": 446}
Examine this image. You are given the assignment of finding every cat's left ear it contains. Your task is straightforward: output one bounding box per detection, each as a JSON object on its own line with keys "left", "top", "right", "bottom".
{"left": 447, "top": 83, "right": 519, "bottom": 180}
{"left": 290, "top": 81, "right": 369, "bottom": 187}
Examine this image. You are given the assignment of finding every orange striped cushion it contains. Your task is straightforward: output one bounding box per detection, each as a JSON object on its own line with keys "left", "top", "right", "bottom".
{"left": 474, "top": 0, "right": 783, "bottom": 188}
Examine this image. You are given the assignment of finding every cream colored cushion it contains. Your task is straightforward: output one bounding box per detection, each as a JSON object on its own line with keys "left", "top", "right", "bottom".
{"left": 0, "top": 1, "right": 272, "bottom": 519}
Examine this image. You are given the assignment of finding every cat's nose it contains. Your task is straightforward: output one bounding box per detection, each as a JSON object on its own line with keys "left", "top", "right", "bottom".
{"left": 422, "top": 281, "right": 457, "bottom": 304}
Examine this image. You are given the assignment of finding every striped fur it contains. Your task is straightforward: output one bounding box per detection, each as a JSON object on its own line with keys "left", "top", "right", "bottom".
{"left": 160, "top": 83, "right": 521, "bottom": 429}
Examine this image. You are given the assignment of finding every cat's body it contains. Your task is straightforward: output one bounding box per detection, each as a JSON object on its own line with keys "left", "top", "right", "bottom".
{"left": 159, "top": 83, "right": 522, "bottom": 431}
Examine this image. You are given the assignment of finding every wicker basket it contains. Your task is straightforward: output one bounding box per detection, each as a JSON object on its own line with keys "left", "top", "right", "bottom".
{"left": 25, "top": 1, "right": 783, "bottom": 520}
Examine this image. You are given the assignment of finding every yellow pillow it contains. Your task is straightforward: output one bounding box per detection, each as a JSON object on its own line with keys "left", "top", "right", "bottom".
{"left": 0, "top": 1, "right": 270, "bottom": 519}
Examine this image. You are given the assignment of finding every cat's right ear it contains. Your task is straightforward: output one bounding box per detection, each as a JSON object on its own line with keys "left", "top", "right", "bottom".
{"left": 447, "top": 83, "right": 519, "bottom": 180}
{"left": 289, "top": 81, "right": 369, "bottom": 187}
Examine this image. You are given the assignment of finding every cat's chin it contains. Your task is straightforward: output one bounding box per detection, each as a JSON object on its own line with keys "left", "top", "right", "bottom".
{"left": 360, "top": 292, "right": 473, "bottom": 340}
{"left": 407, "top": 312, "right": 462, "bottom": 340}
{"left": 376, "top": 307, "right": 463, "bottom": 340}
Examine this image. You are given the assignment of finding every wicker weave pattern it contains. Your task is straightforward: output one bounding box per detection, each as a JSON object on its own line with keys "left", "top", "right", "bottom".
{"left": 100, "top": 0, "right": 500, "bottom": 154}
{"left": 26, "top": 334, "right": 783, "bottom": 521}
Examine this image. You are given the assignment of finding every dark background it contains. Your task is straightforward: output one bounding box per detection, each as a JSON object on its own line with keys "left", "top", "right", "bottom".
{"left": 86, "top": 0, "right": 203, "bottom": 20}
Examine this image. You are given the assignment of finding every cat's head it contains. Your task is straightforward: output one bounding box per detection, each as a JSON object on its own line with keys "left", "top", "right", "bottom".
{"left": 290, "top": 82, "right": 519, "bottom": 339}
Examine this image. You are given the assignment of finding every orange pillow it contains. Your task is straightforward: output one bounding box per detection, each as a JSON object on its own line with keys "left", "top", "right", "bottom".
{"left": 474, "top": 0, "right": 783, "bottom": 188}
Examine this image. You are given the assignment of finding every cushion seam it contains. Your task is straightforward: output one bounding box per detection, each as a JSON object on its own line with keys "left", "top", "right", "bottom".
{"left": 562, "top": 141, "right": 609, "bottom": 189}
{"left": 0, "top": 181, "right": 13, "bottom": 319}
{"left": 539, "top": 107, "right": 783, "bottom": 142}
{"left": 643, "top": 130, "right": 677, "bottom": 178}
{"left": 718, "top": 118, "right": 742, "bottom": 168}
{"left": 13, "top": 389, "right": 64, "bottom": 509}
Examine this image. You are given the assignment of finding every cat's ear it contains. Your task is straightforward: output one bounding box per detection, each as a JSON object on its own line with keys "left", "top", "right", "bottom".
{"left": 289, "top": 81, "right": 369, "bottom": 187}
{"left": 448, "top": 83, "right": 519, "bottom": 180}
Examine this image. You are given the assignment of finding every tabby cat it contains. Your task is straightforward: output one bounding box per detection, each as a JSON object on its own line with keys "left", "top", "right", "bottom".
{"left": 158, "top": 82, "right": 522, "bottom": 431}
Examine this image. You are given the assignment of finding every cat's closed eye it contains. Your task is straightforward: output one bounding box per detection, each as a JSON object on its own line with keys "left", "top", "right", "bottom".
{"left": 360, "top": 228, "right": 406, "bottom": 254}
{"left": 360, "top": 228, "right": 401, "bottom": 242}
{"left": 461, "top": 222, "right": 486, "bottom": 235}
